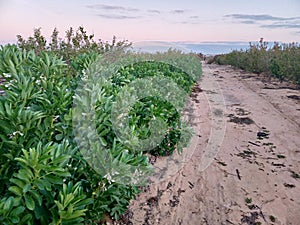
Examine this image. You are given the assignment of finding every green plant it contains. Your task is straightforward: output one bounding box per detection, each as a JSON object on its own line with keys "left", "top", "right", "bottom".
{"left": 0, "top": 28, "right": 202, "bottom": 223}
{"left": 0, "top": 141, "right": 92, "bottom": 225}
{"left": 16, "top": 27, "right": 131, "bottom": 61}
{"left": 269, "top": 215, "right": 276, "bottom": 222}
{"left": 213, "top": 39, "right": 300, "bottom": 85}
{"left": 112, "top": 60, "right": 195, "bottom": 155}
{"left": 245, "top": 197, "right": 252, "bottom": 204}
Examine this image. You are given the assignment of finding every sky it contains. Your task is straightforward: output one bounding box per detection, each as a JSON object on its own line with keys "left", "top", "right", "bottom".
{"left": 0, "top": 0, "right": 300, "bottom": 44}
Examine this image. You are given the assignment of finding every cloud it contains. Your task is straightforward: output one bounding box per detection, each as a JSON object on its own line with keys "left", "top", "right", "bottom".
{"left": 97, "top": 14, "right": 141, "bottom": 19}
{"left": 180, "top": 21, "right": 201, "bottom": 24}
{"left": 87, "top": 4, "right": 141, "bottom": 20}
{"left": 148, "top": 9, "right": 161, "bottom": 14}
{"left": 87, "top": 4, "right": 139, "bottom": 12}
{"left": 170, "top": 9, "right": 186, "bottom": 14}
{"left": 225, "top": 14, "right": 300, "bottom": 31}
{"left": 261, "top": 23, "right": 300, "bottom": 29}
{"left": 240, "top": 20, "right": 257, "bottom": 24}
{"left": 88, "top": 4, "right": 195, "bottom": 23}
{"left": 225, "top": 14, "right": 300, "bottom": 21}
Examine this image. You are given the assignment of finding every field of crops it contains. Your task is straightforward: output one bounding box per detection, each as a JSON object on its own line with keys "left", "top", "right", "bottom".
{"left": 0, "top": 27, "right": 202, "bottom": 224}
{"left": 210, "top": 39, "right": 300, "bottom": 85}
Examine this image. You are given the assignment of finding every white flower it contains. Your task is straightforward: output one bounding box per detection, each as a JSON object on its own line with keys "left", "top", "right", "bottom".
{"left": 103, "top": 173, "right": 115, "bottom": 184}
{"left": 129, "top": 169, "right": 143, "bottom": 185}
{"left": 13, "top": 131, "right": 24, "bottom": 136}
{"left": 111, "top": 170, "right": 119, "bottom": 176}
{"left": 9, "top": 131, "right": 24, "bottom": 138}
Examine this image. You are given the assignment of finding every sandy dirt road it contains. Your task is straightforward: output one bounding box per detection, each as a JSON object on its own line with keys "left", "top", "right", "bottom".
{"left": 118, "top": 62, "right": 300, "bottom": 225}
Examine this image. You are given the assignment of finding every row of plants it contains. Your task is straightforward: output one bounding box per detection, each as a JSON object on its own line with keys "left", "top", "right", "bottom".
{"left": 0, "top": 27, "right": 202, "bottom": 224}
{"left": 211, "top": 39, "right": 300, "bottom": 84}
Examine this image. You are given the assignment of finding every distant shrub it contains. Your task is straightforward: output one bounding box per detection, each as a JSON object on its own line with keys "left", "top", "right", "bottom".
{"left": 16, "top": 26, "right": 131, "bottom": 61}
{"left": 212, "top": 39, "right": 300, "bottom": 85}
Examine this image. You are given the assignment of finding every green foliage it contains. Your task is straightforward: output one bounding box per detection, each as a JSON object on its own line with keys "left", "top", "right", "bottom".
{"left": 113, "top": 61, "right": 195, "bottom": 92}
{"left": 0, "top": 27, "right": 202, "bottom": 224}
{"left": 16, "top": 27, "right": 131, "bottom": 60}
{"left": 214, "top": 39, "right": 300, "bottom": 84}
{"left": 112, "top": 60, "right": 196, "bottom": 155}
{"left": 0, "top": 142, "right": 91, "bottom": 225}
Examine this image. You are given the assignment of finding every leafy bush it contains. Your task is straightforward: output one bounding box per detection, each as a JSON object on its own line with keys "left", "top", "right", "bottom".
{"left": 0, "top": 27, "right": 202, "bottom": 224}
{"left": 213, "top": 39, "right": 300, "bottom": 84}
{"left": 113, "top": 61, "right": 196, "bottom": 156}
{"left": 16, "top": 27, "right": 131, "bottom": 59}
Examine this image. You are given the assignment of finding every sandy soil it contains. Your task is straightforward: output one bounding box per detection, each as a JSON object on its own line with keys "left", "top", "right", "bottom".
{"left": 115, "top": 62, "right": 300, "bottom": 225}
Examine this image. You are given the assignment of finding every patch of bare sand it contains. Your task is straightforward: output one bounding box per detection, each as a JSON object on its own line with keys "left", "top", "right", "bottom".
{"left": 116, "top": 63, "right": 300, "bottom": 225}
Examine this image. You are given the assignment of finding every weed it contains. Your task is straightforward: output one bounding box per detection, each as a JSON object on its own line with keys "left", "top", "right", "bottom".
{"left": 245, "top": 197, "right": 252, "bottom": 204}
{"left": 277, "top": 154, "right": 286, "bottom": 159}
{"left": 269, "top": 215, "right": 276, "bottom": 222}
{"left": 290, "top": 170, "right": 300, "bottom": 179}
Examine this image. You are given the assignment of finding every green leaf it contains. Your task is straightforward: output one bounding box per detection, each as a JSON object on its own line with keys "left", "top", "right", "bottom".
{"left": 29, "top": 189, "right": 42, "bottom": 206}
{"left": 15, "top": 168, "right": 33, "bottom": 182}
{"left": 100, "top": 137, "right": 107, "bottom": 146}
{"left": 22, "top": 183, "right": 31, "bottom": 193}
{"left": 98, "top": 128, "right": 110, "bottom": 137}
{"left": 42, "top": 179, "right": 52, "bottom": 191}
{"left": 36, "top": 154, "right": 51, "bottom": 163}
{"left": 10, "top": 178, "right": 26, "bottom": 189}
{"left": 63, "top": 193, "right": 75, "bottom": 208}
{"left": 19, "top": 214, "right": 32, "bottom": 225}
{"left": 10, "top": 205, "right": 25, "bottom": 216}
{"left": 11, "top": 216, "right": 20, "bottom": 224}
{"left": 55, "top": 133, "right": 64, "bottom": 141}
{"left": 74, "top": 198, "right": 94, "bottom": 208}
{"left": 15, "top": 157, "right": 29, "bottom": 166}
{"left": 52, "top": 170, "right": 71, "bottom": 177}
{"left": 9, "top": 186, "right": 23, "bottom": 196}
{"left": 24, "top": 194, "right": 35, "bottom": 210}
{"left": 51, "top": 155, "right": 70, "bottom": 166}
{"left": 61, "top": 217, "right": 84, "bottom": 225}
{"left": 54, "top": 200, "right": 64, "bottom": 211}
{"left": 3, "top": 196, "right": 14, "bottom": 211}
{"left": 45, "top": 174, "right": 63, "bottom": 184}
{"left": 33, "top": 179, "right": 46, "bottom": 191}
{"left": 65, "top": 209, "right": 86, "bottom": 220}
